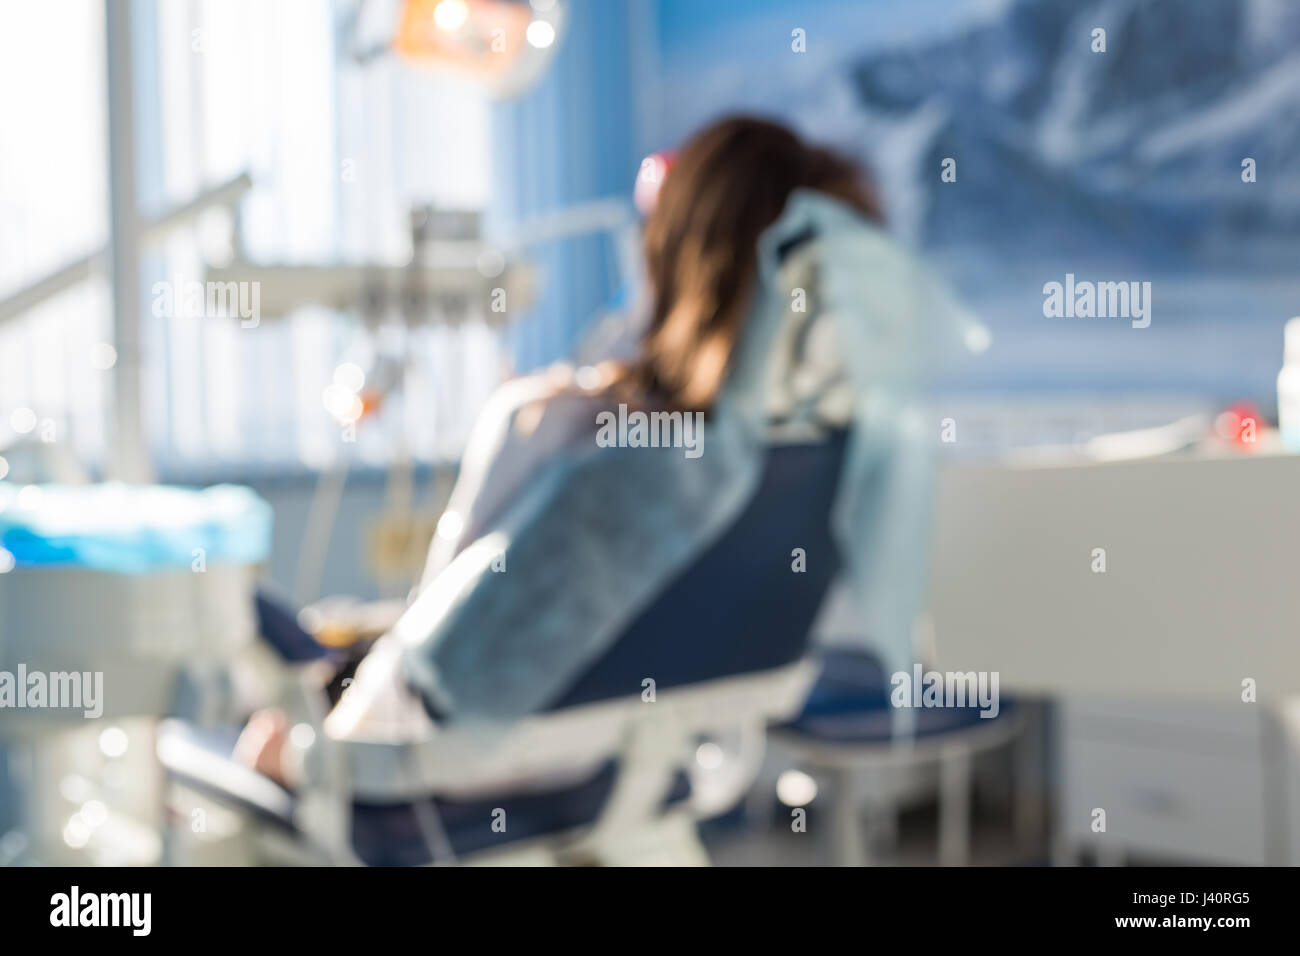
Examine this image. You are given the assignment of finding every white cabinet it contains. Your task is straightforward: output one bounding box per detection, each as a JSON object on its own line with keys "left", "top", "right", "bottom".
{"left": 1055, "top": 698, "right": 1282, "bottom": 865}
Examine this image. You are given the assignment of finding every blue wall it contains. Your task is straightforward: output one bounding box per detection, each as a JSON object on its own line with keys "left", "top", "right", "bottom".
{"left": 490, "top": 0, "right": 648, "bottom": 372}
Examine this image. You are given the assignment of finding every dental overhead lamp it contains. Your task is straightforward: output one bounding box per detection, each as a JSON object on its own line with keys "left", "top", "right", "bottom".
{"left": 350, "top": 0, "right": 567, "bottom": 98}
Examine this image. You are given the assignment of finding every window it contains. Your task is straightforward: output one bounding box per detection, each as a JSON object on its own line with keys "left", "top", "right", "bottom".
{"left": 1, "top": 0, "right": 503, "bottom": 481}
{"left": 151, "top": 0, "right": 502, "bottom": 475}
{"left": 0, "top": 1, "right": 110, "bottom": 471}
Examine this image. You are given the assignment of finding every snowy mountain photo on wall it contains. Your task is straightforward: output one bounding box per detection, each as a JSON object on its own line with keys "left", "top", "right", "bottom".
{"left": 849, "top": 0, "right": 1300, "bottom": 266}
{"left": 653, "top": 0, "right": 1300, "bottom": 401}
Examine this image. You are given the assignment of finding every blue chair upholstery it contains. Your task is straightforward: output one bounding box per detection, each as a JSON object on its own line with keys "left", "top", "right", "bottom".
{"left": 350, "top": 766, "right": 693, "bottom": 865}
{"left": 549, "top": 430, "right": 849, "bottom": 709}
{"left": 160, "top": 433, "right": 851, "bottom": 861}
{"left": 160, "top": 721, "right": 692, "bottom": 864}
{"left": 781, "top": 647, "right": 1017, "bottom": 743}
{"left": 252, "top": 588, "right": 333, "bottom": 663}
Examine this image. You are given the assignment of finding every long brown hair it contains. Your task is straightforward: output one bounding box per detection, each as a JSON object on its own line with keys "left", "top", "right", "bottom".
{"left": 618, "top": 116, "right": 883, "bottom": 413}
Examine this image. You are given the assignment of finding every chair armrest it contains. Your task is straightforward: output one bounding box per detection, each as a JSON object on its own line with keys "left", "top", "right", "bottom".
{"left": 328, "top": 660, "right": 818, "bottom": 802}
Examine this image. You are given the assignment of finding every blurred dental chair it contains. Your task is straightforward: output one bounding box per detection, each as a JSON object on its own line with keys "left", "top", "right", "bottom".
{"left": 157, "top": 431, "right": 850, "bottom": 866}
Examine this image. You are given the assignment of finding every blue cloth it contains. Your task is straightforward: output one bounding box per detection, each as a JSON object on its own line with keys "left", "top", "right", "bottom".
{"left": 746, "top": 191, "right": 982, "bottom": 682}
{"left": 0, "top": 482, "right": 272, "bottom": 573}
{"left": 398, "top": 191, "right": 981, "bottom": 725}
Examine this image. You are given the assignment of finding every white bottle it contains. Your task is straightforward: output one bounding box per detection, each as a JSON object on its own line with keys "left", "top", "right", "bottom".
{"left": 1280, "top": 317, "right": 1300, "bottom": 453}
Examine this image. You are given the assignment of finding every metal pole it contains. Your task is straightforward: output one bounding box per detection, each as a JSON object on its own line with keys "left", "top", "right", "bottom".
{"left": 104, "top": 0, "right": 152, "bottom": 482}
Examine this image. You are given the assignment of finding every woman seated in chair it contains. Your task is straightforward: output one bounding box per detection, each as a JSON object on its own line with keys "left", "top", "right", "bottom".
{"left": 238, "top": 114, "right": 970, "bottom": 786}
